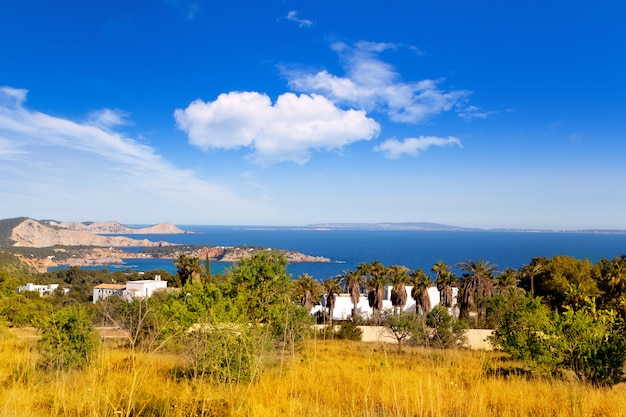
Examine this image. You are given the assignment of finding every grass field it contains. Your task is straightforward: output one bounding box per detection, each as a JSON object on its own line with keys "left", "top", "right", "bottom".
{"left": 1, "top": 328, "right": 625, "bottom": 417}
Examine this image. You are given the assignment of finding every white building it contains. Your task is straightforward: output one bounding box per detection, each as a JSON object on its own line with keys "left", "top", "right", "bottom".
{"left": 311, "top": 285, "right": 458, "bottom": 320}
{"left": 93, "top": 276, "right": 167, "bottom": 303}
{"left": 17, "top": 283, "right": 63, "bottom": 296}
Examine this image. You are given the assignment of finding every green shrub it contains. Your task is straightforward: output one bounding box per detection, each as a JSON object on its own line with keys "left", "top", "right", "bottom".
{"left": 425, "top": 306, "right": 467, "bottom": 349}
{"left": 336, "top": 321, "right": 363, "bottom": 341}
{"left": 494, "top": 296, "right": 626, "bottom": 387}
{"left": 180, "top": 321, "right": 271, "bottom": 383}
{"left": 37, "top": 304, "right": 99, "bottom": 371}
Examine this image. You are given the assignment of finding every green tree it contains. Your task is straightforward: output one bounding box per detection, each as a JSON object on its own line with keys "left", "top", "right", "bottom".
{"left": 494, "top": 297, "right": 626, "bottom": 387}
{"left": 425, "top": 305, "right": 467, "bottom": 349}
{"left": 458, "top": 258, "right": 498, "bottom": 326}
{"left": 382, "top": 310, "right": 421, "bottom": 353}
{"left": 323, "top": 277, "right": 343, "bottom": 324}
{"left": 365, "top": 261, "right": 387, "bottom": 323}
{"left": 292, "top": 273, "right": 322, "bottom": 313}
{"left": 343, "top": 269, "right": 364, "bottom": 320}
{"left": 37, "top": 304, "right": 99, "bottom": 371}
{"left": 535, "top": 256, "right": 600, "bottom": 311}
{"left": 492, "top": 295, "right": 560, "bottom": 373}
{"left": 228, "top": 250, "right": 292, "bottom": 325}
{"left": 387, "top": 265, "right": 409, "bottom": 315}
{"left": 432, "top": 261, "right": 455, "bottom": 309}
{"left": 174, "top": 254, "right": 204, "bottom": 287}
{"left": 597, "top": 256, "right": 626, "bottom": 313}
{"left": 410, "top": 268, "right": 432, "bottom": 316}
{"left": 520, "top": 259, "right": 545, "bottom": 298}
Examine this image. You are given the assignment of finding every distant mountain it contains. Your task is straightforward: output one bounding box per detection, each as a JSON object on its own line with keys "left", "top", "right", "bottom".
{"left": 44, "top": 220, "right": 187, "bottom": 234}
{"left": 307, "top": 222, "right": 469, "bottom": 231}
{"left": 0, "top": 217, "right": 173, "bottom": 248}
{"left": 0, "top": 217, "right": 28, "bottom": 246}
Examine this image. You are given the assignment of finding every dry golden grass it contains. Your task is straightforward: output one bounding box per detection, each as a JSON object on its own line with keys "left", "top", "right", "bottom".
{"left": 1, "top": 329, "right": 626, "bottom": 417}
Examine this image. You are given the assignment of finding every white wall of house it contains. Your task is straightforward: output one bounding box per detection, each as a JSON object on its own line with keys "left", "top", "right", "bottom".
{"left": 93, "top": 284, "right": 127, "bottom": 303}
{"left": 92, "top": 276, "right": 167, "bottom": 303}
{"left": 312, "top": 285, "right": 458, "bottom": 320}
{"left": 125, "top": 279, "right": 167, "bottom": 298}
{"left": 17, "top": 283, "right": 61, "bottom": 296}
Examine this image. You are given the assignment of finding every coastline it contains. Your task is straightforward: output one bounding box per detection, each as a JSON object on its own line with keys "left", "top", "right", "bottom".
{"left": 17, "top": 245, "right": 331, "bottom": 273}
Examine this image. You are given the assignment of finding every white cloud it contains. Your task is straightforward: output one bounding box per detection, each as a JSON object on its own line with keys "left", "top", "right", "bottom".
{"left": 283, "top": 10, "right": 313, "bottom": 27}
{"left": 87, "top": 108, "right": 131, "bottom": 129}
{"left": 174, "top": 91, "right": 380, "bottom": 164}
{"left": 0, "top": 86, "right": 27, "bottom": 107}
{"left": 374, "top": 136, "right": 461, "bottom": 158}
{"left": 0, "top": 87, "right": 274, "bottom": 223}
{"left": 285, "top": 41, "right": 471, "bottom": 123}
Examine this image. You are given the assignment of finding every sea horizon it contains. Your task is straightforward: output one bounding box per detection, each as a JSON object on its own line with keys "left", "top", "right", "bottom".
{"left": 51, "top": 226, "right": 626, "bottom": 281}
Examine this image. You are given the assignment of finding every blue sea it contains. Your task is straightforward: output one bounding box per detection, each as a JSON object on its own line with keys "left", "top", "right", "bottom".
{"left": 56, "top": 226, "right": 626, "bottom": 281}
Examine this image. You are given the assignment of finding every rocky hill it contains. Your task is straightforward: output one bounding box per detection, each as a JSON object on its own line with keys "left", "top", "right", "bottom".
{"left": 44, "top": 220, "right": 187, "bottom": 234}
{"left": 2, "top": 218, "right": 172, "bottom": 248}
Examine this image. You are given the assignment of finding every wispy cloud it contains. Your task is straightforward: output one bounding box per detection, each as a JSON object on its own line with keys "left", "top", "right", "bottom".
{"left": 457, "top": 105, "right": 499, "bottom": 121}
{"left": 374, "top": 136, "right": 461, "bottom": 158}
{"left": 0, "top": 87, "right": 273, "bottom": 223}
{"left": 284, "top": 41, "right": 471, "bottom": 124}
{"left": 174, "top": 91, "right": 380, "bottom": 164}
{"left": 87, "top": 108, "right": 131, "bottom": 129}
{"left": 282, "top": 10, "right": 313, "bottom": 27}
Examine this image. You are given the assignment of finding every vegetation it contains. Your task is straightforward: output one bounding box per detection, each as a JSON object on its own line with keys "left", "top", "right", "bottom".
{"left": 1, "top": 244, "right": 626, "bottom": 417}
{"left": 2, "top": 335, "right": 626, "bottom": 417}
{"left": 36, "top": 304, "right": 99, "bottom": 371}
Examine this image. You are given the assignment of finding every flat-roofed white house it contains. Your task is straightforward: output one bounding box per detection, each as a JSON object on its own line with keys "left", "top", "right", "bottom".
{"left": 93, "top": 276, "right": 167, "bottom": 303}
{"left": 311, "top": 285, "right": 458, "bottom": 320}
{"left": 17, "top": 283, "right": 64, "bottom": 296}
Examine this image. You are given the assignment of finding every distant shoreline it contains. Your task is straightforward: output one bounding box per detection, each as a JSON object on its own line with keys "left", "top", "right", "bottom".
{"left": 179, "top": 224, "right": 626, "bottom": 234}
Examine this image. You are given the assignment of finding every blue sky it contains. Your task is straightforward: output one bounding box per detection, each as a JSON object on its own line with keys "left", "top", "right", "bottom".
{"left": 1, "top": 0, "right": 625, "bottom": 229}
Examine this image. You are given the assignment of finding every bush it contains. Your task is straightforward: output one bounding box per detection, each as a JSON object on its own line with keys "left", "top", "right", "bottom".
{"left": 557, "top": 308, "right": 626, "bottom": 387}
{"left": 37, "top": 304, "right": 99, "bottom": 371}
{"left": 180, "top": 321, "right": 271, "bottom": 383}
{"left": 494, "top": 296, "right": 626, "bottom": 387}
{"left": 336, "top": 321, "right": 363, "bottom": 341}
{"left": 425, "top": 306, "right": 467, "bottom": 349}
{"left": 381, "top": 311, "right": 422, "bottom": 352}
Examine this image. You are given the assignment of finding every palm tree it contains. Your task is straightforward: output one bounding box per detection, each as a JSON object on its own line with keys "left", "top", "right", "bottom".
{"left": 293, "top": 274, "right": 322, "bottom": 313}
{"left": 365, "top": 261, "right": 387, "bottom": 323}
{"left": 174, "top": 254, "right": 204, "bottom": 286}
{"left": 607, "top": 256, "right": 626, "bottom": 297}
{"left": 410, "top": 268, "right": 432, "bottom": 315}
{"left": 432, "top": 261, "right": 454, "bottom": 308}
{"left": 387, "top": 265, "right": 409, "bottom": 315}
{"left": 355, "top": 262, "right": 372, "bottom": 283}
{"left": 521, "top": 261, "right": 544, "bottom": 298}
{"left": 323, "top": 278, "right": 343, "bottom": 324}
{"left": 457, "top": 258, "right": 498, "bottom": 324}
{"left": 496, "top": 268, "right": 521, "bottom": 295}
{"left": 342, "top": 269, "right": 364, "bottom": 320}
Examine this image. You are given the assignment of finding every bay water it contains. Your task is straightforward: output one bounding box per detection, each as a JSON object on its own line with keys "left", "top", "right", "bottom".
{"left": 74, "top": 226, "right": 626, "bottom": 281}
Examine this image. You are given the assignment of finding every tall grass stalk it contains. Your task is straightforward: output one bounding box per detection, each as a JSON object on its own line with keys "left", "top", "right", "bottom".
{"left": 2, "top": 330, "right": 625, "bottom": 417}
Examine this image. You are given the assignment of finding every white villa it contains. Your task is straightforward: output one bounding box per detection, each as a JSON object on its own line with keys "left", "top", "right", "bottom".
{"left": 17, "top": 283, "right": 66, "bottom": 296}
{"left": 93, "top": 276, "right": 167, "bottom": 303}
{"left": 311, "top": 285, "right": 459, "bottom": 320}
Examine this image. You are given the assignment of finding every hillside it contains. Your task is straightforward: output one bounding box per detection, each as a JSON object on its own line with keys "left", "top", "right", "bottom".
{"left": 3, "top": 218, "right": 172, "bottom": 248}
{"left": 0, "top": 217, "right": 28, "bottom": 246}
{"left": 44, "top": 220, "right": 187, "bottom": 234}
